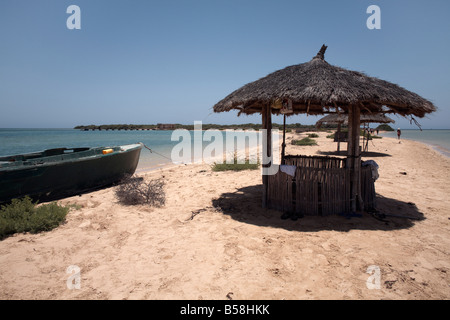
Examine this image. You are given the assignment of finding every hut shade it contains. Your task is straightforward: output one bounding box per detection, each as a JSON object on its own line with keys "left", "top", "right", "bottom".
{"left": 213, "top": 46, "right": 436, "bottom": 118}
{"left": 316, "top": 113, "right": 395, "bottom": 128}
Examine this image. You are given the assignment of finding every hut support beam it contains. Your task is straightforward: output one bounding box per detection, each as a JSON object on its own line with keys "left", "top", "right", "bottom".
{"left": 347, "top": 105, "right": 363, "bottom": 213}
{"left": 281, "top": 114, "right": 286, "bottom": 164}
{"left": 262, "top": 104, "right": 272, "bottom": 208}
{"left": 337, "top": 123, "right": 341, "bottom": 153}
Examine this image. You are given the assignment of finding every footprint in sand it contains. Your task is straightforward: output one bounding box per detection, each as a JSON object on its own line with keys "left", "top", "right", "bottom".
{"left": 224, "top": 242, "right": 242, "bottom": 257}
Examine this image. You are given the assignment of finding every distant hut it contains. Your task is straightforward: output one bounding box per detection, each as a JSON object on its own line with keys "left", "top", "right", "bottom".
{"left": 316, "top": 113, "right": 395, "bottom": 152}
{"left": 213, "top": 45, "right": 436, "bottom": 216}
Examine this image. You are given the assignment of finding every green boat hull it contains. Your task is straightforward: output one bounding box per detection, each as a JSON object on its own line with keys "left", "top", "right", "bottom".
{"left": 0, "top": 143, "right": 143, "bottom": 203}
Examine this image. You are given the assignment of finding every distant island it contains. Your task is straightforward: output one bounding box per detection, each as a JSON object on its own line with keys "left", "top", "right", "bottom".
{"left": 74, "top": 123, "right": 394, "bottom": 132}
{"left": 75, "top": 123, "right": 319, "bottom": 131}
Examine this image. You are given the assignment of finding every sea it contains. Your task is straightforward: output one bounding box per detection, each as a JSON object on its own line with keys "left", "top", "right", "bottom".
{"left": 1, "top": 128, "right": 449, "bottom": 173}
{"left": 0, "top": 128, "right": 263, "bottom": 172}
{"left": 0, "top": 128, "right": 183, "bottom": 172}
{"left": 379, "top": 129, "right": 450, "bottom": 158}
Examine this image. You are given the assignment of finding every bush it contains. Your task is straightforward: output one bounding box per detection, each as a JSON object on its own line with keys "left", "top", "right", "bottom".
{"left": 307, "top": 133, "right": 319, "bottom": 138}
{"left": 211, "top": 153, "right": 259, "bottom": 172}
{"left": 0, "top": 197, "right": 69, "bottom": 240}
{"left": 291, "top": 137, "right": 317, "bottom": 146}
{"left": 115, "top": 175, "right": 166, "bottom": 206}
{"left": 376, "top": 124, "right": 394, "bottom": 131}
{"left": 212, "top": 161, "right": 259, "bottom": 172}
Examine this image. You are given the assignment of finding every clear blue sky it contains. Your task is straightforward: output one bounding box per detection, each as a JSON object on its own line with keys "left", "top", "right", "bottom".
{"left": 1, "top": 0, "right": 449, "bottom": 129}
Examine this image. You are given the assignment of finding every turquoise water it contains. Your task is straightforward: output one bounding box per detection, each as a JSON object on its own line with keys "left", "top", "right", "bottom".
{"left": 0, "top": 128, "right": 262, "bottom": 172}
{"left": 0, "top": 128, "right": 178, "bottom": 172}
{"left": 379, "top": 129, "right": 450, "bottom": 157}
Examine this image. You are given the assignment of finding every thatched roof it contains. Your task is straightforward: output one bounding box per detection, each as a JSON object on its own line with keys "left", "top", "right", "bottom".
{"left": 316, "top": 113, "right": 395, "bottom": 128}
{"left": 213, "top": 45, "right": 436, "bottom": 118}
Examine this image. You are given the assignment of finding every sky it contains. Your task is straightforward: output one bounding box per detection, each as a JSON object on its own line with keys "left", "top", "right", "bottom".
{"left": 0, "top": 0, "right": 449, "bottom": 129}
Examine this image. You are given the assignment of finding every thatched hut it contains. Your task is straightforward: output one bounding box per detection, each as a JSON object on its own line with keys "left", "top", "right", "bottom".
{"left": 316, "top": 113, "right": 395, "bottom": 152}
{"left": 315, "top": 113, "right": 395, "bottom": 128}
{"left": 213, "top": 45, "right": 436, "bottom": 216}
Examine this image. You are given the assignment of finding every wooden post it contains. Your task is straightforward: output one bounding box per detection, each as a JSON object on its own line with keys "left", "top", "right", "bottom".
{"left": 362, "top": 123, "right": 369, "bottom": 152}
{"left": 337, "top": 123, "right": 341, "bottom": 153}
{"left": 354, "top": 108, "right": 363, "bottom": 211}
{"left": 281, "top": 114, "right": 286, "bottom": 164}
{"left": 347, "top": 105, "right": 362, "bottom": 213}
{"left": 262, "top": 106, "right": 267, "bottom": 187}
{"left": 262, "top": 104, "right": 272, "bottom": 208}
{"left": 347, "top": 107, "right": 354, "bottom": 170}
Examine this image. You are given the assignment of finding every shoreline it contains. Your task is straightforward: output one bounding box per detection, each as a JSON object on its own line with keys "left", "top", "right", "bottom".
{"left": 411, "top": 141, "right": 450, "bottom": 159}
{"left": 410, "top": 139, "right": 450, "bottom": 159}
{"left": 136, "top": 130, "right": 450, "bottom": 175}
{"left": 379, "top": 130, "right": 450, "bottom": 159}
{"left": 430, "top": 145, "right": 450, "bottom": 158}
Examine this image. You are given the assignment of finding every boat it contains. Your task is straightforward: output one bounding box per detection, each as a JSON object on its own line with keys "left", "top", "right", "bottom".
{"left": 0, "top": 143, "right": 143, "bottom": 204}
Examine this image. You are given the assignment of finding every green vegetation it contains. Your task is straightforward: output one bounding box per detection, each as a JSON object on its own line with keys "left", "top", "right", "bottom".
{"left": 376, "top": 124, "right": 394, "bottom": 131}
{"left": 0, "top": 197, "right": 69, "bottom": 240}
{"left": 291, "top": 137, "right": 318, "bottom": 146}
{"left": 307, "top": 133, "right": 319, "bottom": 138}
{"left": 74, "top": 123, "right": 332, "bottom": 132}
{"left": 75, "top": 124, "right": 158, "bottom": 131}
{"left": 212, "top": 154, "right": 260, "bottom": 172}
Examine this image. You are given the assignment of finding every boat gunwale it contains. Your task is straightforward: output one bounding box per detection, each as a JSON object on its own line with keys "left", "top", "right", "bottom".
{"left": 0, "top": 143, "right": 143, "bottom": 171}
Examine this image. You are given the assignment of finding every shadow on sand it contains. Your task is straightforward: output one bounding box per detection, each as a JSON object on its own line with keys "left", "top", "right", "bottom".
{"left": 317, "top": 150, "right": 392, "bottom": 158}
{"left": 211, "top": 185, "right": 424, "bottom": 232}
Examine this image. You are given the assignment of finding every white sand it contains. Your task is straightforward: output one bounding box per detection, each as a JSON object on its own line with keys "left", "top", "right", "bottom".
{"left": 1, "top": 131, "right": 449, "bottom": 299}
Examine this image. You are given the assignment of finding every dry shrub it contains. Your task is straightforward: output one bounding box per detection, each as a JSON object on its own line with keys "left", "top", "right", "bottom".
{"left": 115, "top": 175, "right": 165, "bottom": 206}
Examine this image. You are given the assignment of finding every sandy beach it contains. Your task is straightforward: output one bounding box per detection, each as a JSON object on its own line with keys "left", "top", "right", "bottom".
{"left": 0, "top": 131, "right": 449, "bottom": 300}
